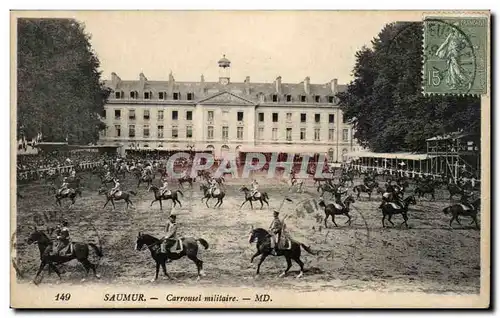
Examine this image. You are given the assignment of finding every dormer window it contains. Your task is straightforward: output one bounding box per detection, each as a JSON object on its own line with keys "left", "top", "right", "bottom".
{"left": 173, "top": 92, "right": 180, "bottom": 100}
{"left": 187, "top": 93, "right": 194, "bottom": 100}
{"left": 328, "top": 96, "right": 335, "bottom": 103}
{"left": 158, "top": 92, "right": 166, "bottom": 100}
{"left": 257, "top": 93, "right": 265, "bottom": 102}
{"left": 315, "top": 95, "right": 321, "bottom": 103}
{"left": 115, "top": 91, "right": 124, "bottom": 99}
{"left": 130, "top": 91, "right": 138, "bottom": 99}
{"left": 272, "top": 94, "right": 278, "bottom": 102}
{"left": 144, "top": 92, "right": 151, "bottom": 99}
{"left": 300, "top": 95, "right": 306, "bottom": 102}
{"left": 286, "top": 94, "right": 292, "bottom": 102}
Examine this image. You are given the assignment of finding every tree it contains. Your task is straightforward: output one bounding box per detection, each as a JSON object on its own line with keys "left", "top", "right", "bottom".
{"left": 337, "top": 22, "right": 480, "bottom": 152}
{"left": 17, "top": 18, "right": 109, "bottom": 144}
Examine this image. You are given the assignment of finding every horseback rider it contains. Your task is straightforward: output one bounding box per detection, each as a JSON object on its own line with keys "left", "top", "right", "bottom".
{"left": 269, "top": 211, "right": 283, "bottom": 256}
{"left": 53, "top": 221, "right": 71, "bottom": 256}
{"left": 110, "top": 178, "right": 121, "bottom": 197}
{"left": 159, "top": 178, "right": 169, "bottom": 197}
{"left": 251, "top": 179, "right": 259, "bottom": 198}
{"left": 161, "top": 214, "right": 179, "bottom": 258}
{"left": 70, "top": 169, "right": 76, "bottom": 179}
{"left": 58, "top": 177, "right": 69, "bottom": 195}
{"left": 460, "top": 191, "right": 475, "bottom": 211}
{"left": 209, "top": 177, "right": 218, "bottom": 196}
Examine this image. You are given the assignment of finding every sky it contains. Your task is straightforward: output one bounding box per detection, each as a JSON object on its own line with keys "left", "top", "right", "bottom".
{"left": 21, "top": 11, "right": 422, "bottom": 85}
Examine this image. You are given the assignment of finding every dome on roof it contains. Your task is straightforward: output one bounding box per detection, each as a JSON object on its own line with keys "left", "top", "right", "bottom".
{"left": 218, "top": 55, "right": 231, "bottom": 67}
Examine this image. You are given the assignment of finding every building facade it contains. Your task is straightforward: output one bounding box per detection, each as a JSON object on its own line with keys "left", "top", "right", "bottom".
{"left": 99, "top": 55, "right": 360, "bottom": 161}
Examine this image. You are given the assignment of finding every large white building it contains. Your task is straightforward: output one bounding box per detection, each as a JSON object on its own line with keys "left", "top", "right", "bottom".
{"left": 98, "top": 55, "right": 360, "bottom": 161}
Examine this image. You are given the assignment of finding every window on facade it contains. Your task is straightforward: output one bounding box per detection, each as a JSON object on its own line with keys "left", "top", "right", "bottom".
{"left": 143, "top": 125, "right": 150, "bottom": 138}
{"left": 272, "top": 94, "right": 278, "bottom": 102}
{"left": 237, "top": 127, "right": 243, "bottom": 140}
{"left": 222, "top": 126, "right": 229, "bottom": 140}
{"left": 286, "top": 95, "right": 292, "bottom": 102}
{"left": 237, "top": 111, "right": 244, "bottom": 121}
{"left": 144, "top": 92, "right": 151, "bottom": 99}
{"left": 158, "top": 92, "right": 165, "bottom": 100}
{"left": 172, "top": 126, "right": 178, "bottom": 139}
{"left": 157, "top": 125, "right": 164, "bottom": 138}
{"left": 300, "top": 113, "right": 307, "bottom": 123}
{"left": 258, "top": 127, "right": 264, "bottom": 140}
{"left": 143, "top": 110, "right": 150, "bottom": 120}
{"left": 115, "top": 125, "right": 121, "bottom": 137}
{"left": 343, "top": 128, "right": 349, "bottom": 141}
{"left": 173, "top": 92, "right": 179, "bottom": 100}
{"left": 187, "top": 93, "right": 193, "bottom": 100}
{"left": 102, "top": 110, "right": 106, "bottom": 119}
{"left": 129, "top": 109, "right": 136, "bottom": 120}
{"left": 315, "top": 95, "right": 320, "bottom": 103}
{"left": 186, "top": 111, "right": 192, "bottom": 120}
{"left": 286, "top": 113, "right": 292, "bottom": 122}
{"left": 286, "top": 128, "right": 292, "bottom": 141}
{"left": 258, "top": 94, "right": 265, "bottom": 102}
{"left": 258, "top": 112, "right": 264, "bottom": 122}
{"left": 130, "top": 91, "right": 138, "bottom": 99}
{"left": 343, "top": 114, "right": 348, "bottom": 123}
{"left": 272, "top": 113, "right": 278, "bottom": 123}
{"left": 300, "top": 128, "right": 306, "bottom": 140}
{"left": 272, "top": 128, "right": 278, "bottom": 141}
{"left": 315, "top": 113, "right": 321, "bottom": 123}
{"left": 115, "top": 91, "right": 123, "bottom": 99}
{"left": 314, "top": 128, "right": 320, "bottom": 141}
{"left": 157, "top": 110, "right": 164, "bottom": 120}
{"left": 328, "top": 96, "right": 334, "bottom": 103}
{"left": 329, "top": 129, "right": 335, "bottom": 141}
{"left": 114, "top": 110, "right": 121, "bottom": 120}
{"left": 186, "top": 126, "right": 193, "bottom": 138}
{"left": 128, "top": 125, "right": 135, "bottom": 138}
{"left": 300, "top": 95, "right": 306, "bottom": 102}
{"left": 207, "top": 126, "right": 214, "bottom": 139}
{"left": 329, "top": 114, "right": 335, "bottom": 123}
{"left": 172, "top": 110, "right": 178, "bottom": 120}
{"left": 208, "top": 111, "right": 214, "bottom": 121}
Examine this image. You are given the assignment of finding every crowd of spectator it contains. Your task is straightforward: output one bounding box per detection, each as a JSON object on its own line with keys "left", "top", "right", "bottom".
{"left": 17, "top": 151, "right": 117, "bottom": 174}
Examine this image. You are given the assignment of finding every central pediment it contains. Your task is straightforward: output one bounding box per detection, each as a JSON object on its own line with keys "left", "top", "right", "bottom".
{"left": 197, "top": 91, "right": 256, "bottom": 106}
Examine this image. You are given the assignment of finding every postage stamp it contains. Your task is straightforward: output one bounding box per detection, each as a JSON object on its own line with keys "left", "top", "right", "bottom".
{"left": 10, "top": 10, "right": 490, "bottom": 309}
{"left": 423, "top": 16, "right": 489, "bottom": 95}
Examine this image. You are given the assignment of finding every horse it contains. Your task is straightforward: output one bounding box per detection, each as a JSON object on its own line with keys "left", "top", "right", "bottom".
{"left": 148, "top": 186, "right": 184, "bottom": 210}
{"left": 287, "top": 178, "right": 304, "bottom": 193}
{"left": 54, "top": 187, "right": 82, "bottom": 207}
{"left": 178, "top": 176, "right": 196, "bottom": 188}
{"left": 99, "top": 174, "right": 116, "bottom": 186}
{"left": 98, "top": 187, "right": 136, "bottom": 210}
{"left": 447, "top": 183, "right": 467, "bottom": 200}
{"left": 239, "top": 186, "right": 270, "bottom": 210}
{"left": 414, "top": 183, "right": 436, "bottom": 200}
{"left": 318, "top": 195, "right": 356, "bottom": 227}
{"left": 317, "top": 182, "right": 337, "bottom": 196}
{"left": 353, "top": 182, "right": 379, "bottom": 200}
{"left": 443, "top": 198, "right": 481, "bottom": 229}
{"left": 135, "top": 232, "right": 209, "bottom": 282}
{"left": 135, "top": 171, "right": 154, "bottom": 188}
{"left": 248, "top": 227, "right": 317, "bottom": 278}
{"left": 340, "top": 172, "right": 355, "bottom": 186}
{"left": 199, "top": 184, "right": 225, "bottom": 208}
{"left": 380, "top": 195, "right": 417, "bottom": 228}
{"left": 26, "top": 226, "right": 103, "bottom": 285}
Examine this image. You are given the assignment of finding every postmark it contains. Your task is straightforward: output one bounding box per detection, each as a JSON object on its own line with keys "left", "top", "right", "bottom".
{"left": 423, "top": 16, "right": 488, "bottom": 95}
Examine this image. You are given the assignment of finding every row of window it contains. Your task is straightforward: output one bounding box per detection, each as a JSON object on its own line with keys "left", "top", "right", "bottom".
{"left": 258, "top": 112, "right": 339, "bottom": 124}
{"left": 107, "top": 125, "right": 350, "bottom": 142}
{"left": 108, "top": 110, "right": 193, "bottom": 121}
{"left": 114, "top": 90, "right": 338, "bottom": 104}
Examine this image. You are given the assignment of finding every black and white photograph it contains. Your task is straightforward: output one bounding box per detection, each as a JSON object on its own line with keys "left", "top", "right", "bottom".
{"left": 10, "top": 10, "right": 490, "bottom": 308}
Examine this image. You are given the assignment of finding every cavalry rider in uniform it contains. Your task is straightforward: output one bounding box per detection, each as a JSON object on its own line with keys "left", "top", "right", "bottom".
{"left": 269, "top": 211, "right": 283, "bottom": 256}
{"left": 209, "top": 177, "right": 218, "bottom": 196}
{"left": 159, "top": 178, "right": 170, "bottom": 197}
{"left": 53, "top": 221, "right": 71, "bottom": 256}
{"left": 58, "top": 177, "right": 69, "bottom": 196}
{"left": 250, "top": 179, "right": 259, "bottom": 199}
{"left": 110, "top": 178, "right": 121, "bottom": 197}
{"left": 161, "top": 215, "right": 179, "bottom": 258}
{"left": 460, "top": 191, "right": 475, "bottom": 211}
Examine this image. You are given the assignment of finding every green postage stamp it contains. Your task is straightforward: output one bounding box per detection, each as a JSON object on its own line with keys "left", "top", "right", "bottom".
{"left": 423, "top": 16, "right": 488, "bottom": 95}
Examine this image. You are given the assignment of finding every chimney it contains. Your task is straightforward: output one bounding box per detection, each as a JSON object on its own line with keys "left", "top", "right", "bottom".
{"left": 168, "top": 71, "right": 175, "bottom": 92}
{"left": 201, "top": 74, "right": 205, "bottom": 83}
{"left": 200, "top": 74, "right": 205, "bottom": 95}
{"left": 304, "top": 76, "right": 310, "bottom": 95}
{"left": 244, "top": 76, "right": 251, "bottom": 94}
{"left": 111, "top": 72, "right": 121, "bottom": 89}
{"left": 331, "top": 78, "right": 338, "bottom": 94}
{"left": 275, "top": 76, "right": 282, "bottom": 94}
{"left": 139, "top": 72, "right": 147, "bottom": 89}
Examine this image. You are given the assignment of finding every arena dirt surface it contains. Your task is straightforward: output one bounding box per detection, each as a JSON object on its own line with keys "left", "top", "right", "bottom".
{"left": 15, "top": 172, "right": 480, "bottom": 294}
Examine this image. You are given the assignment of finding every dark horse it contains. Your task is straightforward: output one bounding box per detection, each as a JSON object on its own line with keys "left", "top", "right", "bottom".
{"left": 135, "top": 232, "right": 209, "bottom": 281}
{"left": 178, "top": 176, "right": 196, "bottom": 188}
{"left": 380, "top": 195, "right": 417, "bottom": 228}
{"left": 353, "top": 182, "right": 379, "bottom": 200}
{"left": 239, "top": 186, "right": 270, "bottom": 210}
{"left": 98, "top": 187, "right": 136, "bottom": 210}
{"left": 414, "top": 183, "right": 436, "bottom": 200}
{"left": 199, "top": 184, "right": 225, "bottom": 208}
{"left": 134, "top": 171, "right": 154, "bottom": 188}
{"left": 148, "top": 186, "right": 184, "bottom": 210}
{"left": 54, "top": 187, "right": 82, "bottom": 207}
{"left": 447, "top": 183, "right": 467, "bottom": 200}
{"left": 26, "top": 227, "right": 103, "bottom": 285}
{"left": 248, "top": 227, "right": 316, "bottom": 278}
{"left": 443, "top": 197, "right": 481, "bottom": 229}
{"left": 318, "top": 195, "right": 356, "bottom": 228}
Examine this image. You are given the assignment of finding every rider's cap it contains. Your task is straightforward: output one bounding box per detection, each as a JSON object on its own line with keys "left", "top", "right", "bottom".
{"left": 273, "top": 210, "right": 280, "bottom": 216}
{"left": 169, "top": 214, "right": 177, "bottom": 221}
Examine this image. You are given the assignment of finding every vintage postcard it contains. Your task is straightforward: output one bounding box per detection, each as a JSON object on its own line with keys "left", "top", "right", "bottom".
{"left": 10, "top": 10, "right": 490, "bottom": 309}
